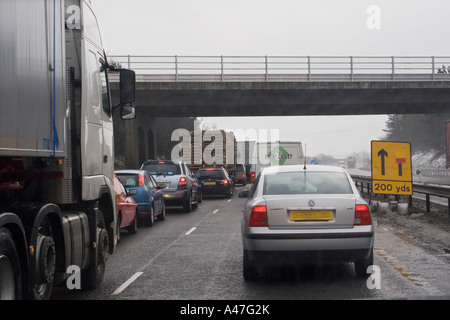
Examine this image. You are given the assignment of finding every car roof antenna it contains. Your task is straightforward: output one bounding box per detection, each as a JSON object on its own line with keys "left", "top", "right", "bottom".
{"left": 303, "top": 143, "right": 307, "bottom": 170}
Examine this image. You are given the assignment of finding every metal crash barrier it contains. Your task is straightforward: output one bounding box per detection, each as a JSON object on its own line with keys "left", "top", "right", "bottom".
{"left": 352, "top": 174, "right": 450, "bottom": 218}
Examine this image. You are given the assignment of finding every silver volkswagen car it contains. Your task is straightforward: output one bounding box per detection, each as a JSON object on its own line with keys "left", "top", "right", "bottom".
{"left": 240, "top": 164, "right": 374, "bottom": 279}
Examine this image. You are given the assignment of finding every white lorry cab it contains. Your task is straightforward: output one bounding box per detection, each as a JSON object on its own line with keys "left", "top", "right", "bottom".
{"left": 0, "top": 0, "right": 136, "bottom": 300}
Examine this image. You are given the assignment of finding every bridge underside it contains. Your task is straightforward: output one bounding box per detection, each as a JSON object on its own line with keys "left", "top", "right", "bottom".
{"left": 111, "top": 81, "right": 450, "bottom": 117}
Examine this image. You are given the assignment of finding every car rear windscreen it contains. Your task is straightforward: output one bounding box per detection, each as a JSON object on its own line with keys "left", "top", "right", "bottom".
{"left": 263, "top": 171, "right": 352, "bottom": 195}
{"left": 142, "top": 163, "right": 181, "bottom": 176}
{"left": 197, "top": 170, "right": 224, "bottom": 179}
{"left": 117, "top": 174, "right": 139, "bottom": 187}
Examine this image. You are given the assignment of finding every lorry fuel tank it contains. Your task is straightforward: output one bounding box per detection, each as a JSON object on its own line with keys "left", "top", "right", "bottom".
{"left": 60, "top": 211, "right": 90, "bottom": 271}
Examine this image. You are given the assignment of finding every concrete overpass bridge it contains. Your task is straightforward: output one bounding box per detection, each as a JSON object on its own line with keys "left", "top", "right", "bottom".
{"left": 109, "top": 55, "right": 450, "bottom": 117}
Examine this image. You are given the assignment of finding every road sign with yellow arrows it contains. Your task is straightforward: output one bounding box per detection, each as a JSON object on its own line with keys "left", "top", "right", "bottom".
{"left": 371, "top": 141, "right": 412, "bottom": 195}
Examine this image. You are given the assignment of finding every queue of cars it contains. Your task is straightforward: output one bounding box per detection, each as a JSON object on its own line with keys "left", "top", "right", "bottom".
{"left": 114, "top": 158, "right": 373, "bottom": 281}
{"left": 113, "top": 160, "right": 242, "bottom": 237}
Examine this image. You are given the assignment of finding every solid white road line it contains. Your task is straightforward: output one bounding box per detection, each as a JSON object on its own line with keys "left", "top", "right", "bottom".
{"left": 112, "top": 272, "right": 143, "bottom": 296}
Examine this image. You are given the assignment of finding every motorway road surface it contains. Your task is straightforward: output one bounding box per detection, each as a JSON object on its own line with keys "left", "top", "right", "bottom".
{"left": 50, "top": 185, "right": 450, "bottom": 303}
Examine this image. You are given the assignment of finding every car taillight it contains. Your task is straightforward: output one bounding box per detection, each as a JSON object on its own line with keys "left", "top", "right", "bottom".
{"left": 178, "top": 177, "right": 187, "bottom": 188}
{"left": 138, "top": 174, "right": 144, "bottom": 186}
{"left": 249, "top": 205, "right": 268, "bottom": 227}
{"left": 220, "top": 180, "right": 228, "bottom": 185}
{"left": 242, "top": 173, "right": 246, "bottom": 178}
{"left": 354, "top": 204, "right": 372, "bottom": 225}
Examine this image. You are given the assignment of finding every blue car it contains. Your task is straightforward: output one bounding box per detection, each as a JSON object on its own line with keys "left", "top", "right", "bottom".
{"left": 115, "top": 169, "right": 166, "bottom": 227}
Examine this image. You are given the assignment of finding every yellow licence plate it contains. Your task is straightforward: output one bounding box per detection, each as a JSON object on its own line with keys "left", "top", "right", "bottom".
{"left": 203, "top": 182, "right": 216, "bottom": 185}
{"left": 290, "top": 210, "right": 333, "bottom": 221}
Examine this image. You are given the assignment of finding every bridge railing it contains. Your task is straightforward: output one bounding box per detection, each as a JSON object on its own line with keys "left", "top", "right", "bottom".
{"left": 108, "top": 55, "right": 450, "bottom": 82}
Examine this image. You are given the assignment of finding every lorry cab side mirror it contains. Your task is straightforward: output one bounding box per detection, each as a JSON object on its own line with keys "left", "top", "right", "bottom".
{"left": 118, "top": 69, "right": 136, "bottom": 119}
{"left": 119, "top": 69, "right": 136, "bottom": 104}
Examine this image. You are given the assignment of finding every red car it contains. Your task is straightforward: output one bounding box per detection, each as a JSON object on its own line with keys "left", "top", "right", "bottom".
{"left": 113, "top": 174, "right": 138, "bottom": 241}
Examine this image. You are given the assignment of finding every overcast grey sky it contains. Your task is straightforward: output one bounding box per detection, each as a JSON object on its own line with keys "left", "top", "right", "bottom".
{"left": 93, "top": 0, "right": 450, "bottom": 157}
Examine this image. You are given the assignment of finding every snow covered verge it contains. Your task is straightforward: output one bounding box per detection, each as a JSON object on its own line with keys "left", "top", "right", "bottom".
{"left": 412, "top": 150, "right": 446, "bottom": 169}
{"left": 412, "top": 150, "right": 448, "bottom": 185}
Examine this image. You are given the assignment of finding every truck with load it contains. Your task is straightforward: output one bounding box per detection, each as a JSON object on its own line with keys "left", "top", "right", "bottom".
{"left": 176, "top": 129, "right": 237, "bottom": 174}
{"left": 249, "top": 141, "right": 304, "bottom": 183}
{"left": 0, "top": 0, "right": 136, "bottom": 300}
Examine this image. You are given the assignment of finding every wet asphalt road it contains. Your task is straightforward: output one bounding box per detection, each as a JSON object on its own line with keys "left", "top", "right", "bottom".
{"left": 50, "top": 185, "right": 450, "bottom": 304}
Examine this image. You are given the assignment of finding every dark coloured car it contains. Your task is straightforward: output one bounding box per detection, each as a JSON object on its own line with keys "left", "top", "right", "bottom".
{"left": 233, "top": 164, "right": 247, "bottom": 185}
{"left": 196, "top": 167, "right": 234, "bottom": 198}
{"left": 140, "top": 160, "right": 200, "bottom": 212}
{"left": 115, "top": 170, "right": 166, "bottom": 227}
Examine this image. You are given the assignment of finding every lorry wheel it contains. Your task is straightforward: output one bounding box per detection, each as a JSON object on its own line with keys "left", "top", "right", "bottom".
{"left": 32, "top": 217, "right": 55, "bottom": 300}
{"left": 82, "top": 209, "right": 108, "bottom": 290}
{"left": 0, "top": 228, "right": 22, "bottom": 300}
